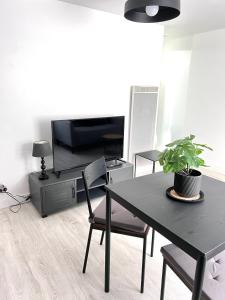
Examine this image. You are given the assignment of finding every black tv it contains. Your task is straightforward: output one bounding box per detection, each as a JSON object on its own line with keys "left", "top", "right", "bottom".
{"left": 51, "top": 116, "right": 124, "bottom": 172}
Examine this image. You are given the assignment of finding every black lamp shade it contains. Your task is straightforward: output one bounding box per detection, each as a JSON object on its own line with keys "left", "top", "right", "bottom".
{"left": 124, "top": 0, "right": 180, "bottom": 23}
{"left": 32, "top": 141, "right": 51, "bottom": 157}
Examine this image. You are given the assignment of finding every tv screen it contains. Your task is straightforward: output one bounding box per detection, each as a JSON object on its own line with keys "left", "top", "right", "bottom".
{"left": 52, "top": 116, "right": 124, "bottom": 172}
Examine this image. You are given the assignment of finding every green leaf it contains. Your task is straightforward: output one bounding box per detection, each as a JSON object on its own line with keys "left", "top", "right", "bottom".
{"left": 195, "top": 148, "right": 203, "bottom": 155}
{"left": 194, "top": 143, "right": 213, "bottom": 151}
{"left": 166, "top": 139, "right": 183, "bottom": 147}
{"left": 160, "top": 135, "right": 212, "bottom": 174}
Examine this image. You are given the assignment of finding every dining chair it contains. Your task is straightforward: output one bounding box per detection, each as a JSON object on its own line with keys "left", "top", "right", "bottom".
{"left": 160, "top": 244, "right": 225, "bottom": 300}
{"left": 82, "top": 156, "right": 151, "bottom": 293}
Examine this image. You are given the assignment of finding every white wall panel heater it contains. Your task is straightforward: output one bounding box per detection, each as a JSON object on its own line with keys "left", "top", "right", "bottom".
{"left": 128, "top": 86, "right": 159, "bottom": 163}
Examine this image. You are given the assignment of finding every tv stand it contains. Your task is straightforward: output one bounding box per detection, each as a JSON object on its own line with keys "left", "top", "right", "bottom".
{"left": 29, "top": 161, "right": 133, "bottom": 218}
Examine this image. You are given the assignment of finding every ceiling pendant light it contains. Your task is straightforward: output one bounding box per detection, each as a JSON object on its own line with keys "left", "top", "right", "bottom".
{"left": 124, "top": 0, "right": 180, "bottom": 23}
{"left": 146, "top": 5, "right": 159, "bottom": 17}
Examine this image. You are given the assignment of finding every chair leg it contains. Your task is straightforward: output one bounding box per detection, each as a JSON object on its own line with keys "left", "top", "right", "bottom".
{"left": 82, "top": 225, "right": 93, "bottom": 274}
{"left": 160, "top": 259, "right": 167, "bottom": 300}
{"left": 140, "top": 235, "right": 147, "bottom": 293}
{"left": 100, "top": 230, "right": 105, "bottom": 245}
{"left": 150, "top": 229, "right": 155, "bottom": 257}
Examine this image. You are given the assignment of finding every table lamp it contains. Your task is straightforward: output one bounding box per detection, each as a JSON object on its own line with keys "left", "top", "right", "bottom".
{"left": 32, "top": 141, "right": 51, "bottom": 180}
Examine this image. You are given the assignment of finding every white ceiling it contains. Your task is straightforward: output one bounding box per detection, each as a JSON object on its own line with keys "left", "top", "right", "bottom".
{"left": 62, "top": 0, "right": 225, "bottom": 37}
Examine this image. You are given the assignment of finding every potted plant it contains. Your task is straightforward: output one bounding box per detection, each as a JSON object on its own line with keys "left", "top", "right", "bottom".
{"left": 159, "top": 134, "right": 213, "bottom": 198}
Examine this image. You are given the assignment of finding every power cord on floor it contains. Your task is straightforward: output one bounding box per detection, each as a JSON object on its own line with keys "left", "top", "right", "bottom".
{"left": 4, "top": 191, "right": 30, "bottom": 213}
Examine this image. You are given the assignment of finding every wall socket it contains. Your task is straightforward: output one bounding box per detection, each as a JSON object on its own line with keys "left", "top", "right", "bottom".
{"left": 0, "top": 184, "right": 7, "bottom": 192}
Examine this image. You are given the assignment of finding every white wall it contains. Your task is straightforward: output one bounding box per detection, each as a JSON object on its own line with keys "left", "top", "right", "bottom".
{"left": 156, "top": 36, "right": 193, "bottom": 149}
{"left": 0, "top": 0, "right": 164, "bottom": 208}
{"left": 183, "top": 29, "right": 225, "bottom": 172}
{"left": 161, "top": 28, "right": 225, "bottom": 173}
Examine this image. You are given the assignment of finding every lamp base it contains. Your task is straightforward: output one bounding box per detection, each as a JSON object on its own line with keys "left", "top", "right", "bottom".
{"left": 38, "top": 157, "right": 49, "bottom": 180}
{"left": 39, "top": 173, "right": 49, "bottom": 180}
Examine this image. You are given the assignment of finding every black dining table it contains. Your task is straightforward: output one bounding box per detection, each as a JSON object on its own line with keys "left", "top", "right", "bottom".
{"left": 104, "top": 172, "right": 225, "bottom": 299}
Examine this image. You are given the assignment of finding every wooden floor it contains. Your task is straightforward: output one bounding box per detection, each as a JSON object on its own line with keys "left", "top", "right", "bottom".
{"left": 2, "top": 165, "right": 224, "bottom": 299}
{"left": 0, "top": 198, "right": 191, "bottom": 300}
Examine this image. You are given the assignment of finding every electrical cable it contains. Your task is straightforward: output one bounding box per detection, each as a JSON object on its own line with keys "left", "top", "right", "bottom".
{"left": 3, "top": 191, "right": 30, "bottom": 213}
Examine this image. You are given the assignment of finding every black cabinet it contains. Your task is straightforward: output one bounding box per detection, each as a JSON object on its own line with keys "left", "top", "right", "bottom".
{"left": 42, "top": 180, "right": 76, "bottom": 213}
{"left": 29, "top": 161, "right": 133, "bottom": 217}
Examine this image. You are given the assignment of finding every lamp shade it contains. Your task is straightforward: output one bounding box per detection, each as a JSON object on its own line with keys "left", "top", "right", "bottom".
{"left": 32, "top": 141, "right": 51, "bottom": 157}
{"left": 124, "top": 0, "right": 180, "bottom": 23}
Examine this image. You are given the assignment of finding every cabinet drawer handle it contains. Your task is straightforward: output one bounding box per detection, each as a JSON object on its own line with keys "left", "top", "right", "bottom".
{"left": 72, "top": 187, "right": 75, "bottom": 198}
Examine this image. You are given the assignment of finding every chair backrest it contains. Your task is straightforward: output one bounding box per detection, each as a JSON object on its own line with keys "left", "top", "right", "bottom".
{"left": 82, "top": 156, "right": 108, "bottom": 221}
